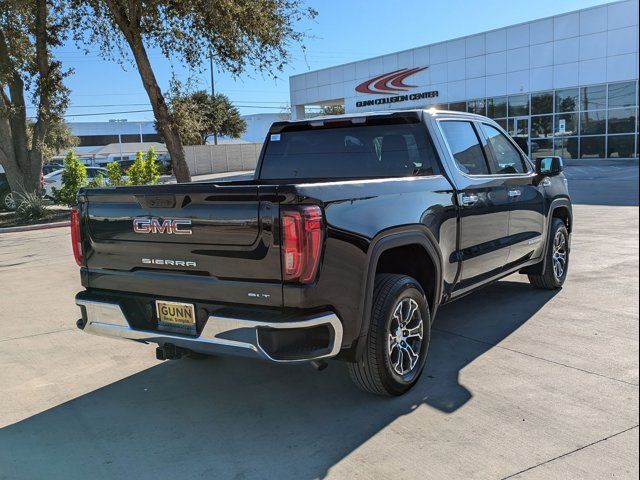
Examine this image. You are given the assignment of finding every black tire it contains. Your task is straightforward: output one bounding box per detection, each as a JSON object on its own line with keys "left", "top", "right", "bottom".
{"left": 528, "top": 218, "right": 570, "bottom": 290}
{"left": 348, "top": 274, "right": 431, "bottom": 396}
{"left": 1, "top": 190, "right": 16, "bottom": 211}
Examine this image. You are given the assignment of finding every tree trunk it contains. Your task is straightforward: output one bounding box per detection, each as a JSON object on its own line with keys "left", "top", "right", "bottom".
{"left": 108, "top": 5, "right": 191, "bottom": 183}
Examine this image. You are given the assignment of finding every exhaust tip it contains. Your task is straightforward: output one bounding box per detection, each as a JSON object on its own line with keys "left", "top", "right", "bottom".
{"left": 310, "top": 360, "right": 328, "bottom": 371}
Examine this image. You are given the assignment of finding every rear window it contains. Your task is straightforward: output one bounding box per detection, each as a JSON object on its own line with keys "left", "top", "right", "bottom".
{"left": 259, "top": 123, "right": 438, "bottom": 180}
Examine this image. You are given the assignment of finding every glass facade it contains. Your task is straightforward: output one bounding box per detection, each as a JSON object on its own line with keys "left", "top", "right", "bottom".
{"left": 440, "top": 80, "right": 639, "bottom": 160}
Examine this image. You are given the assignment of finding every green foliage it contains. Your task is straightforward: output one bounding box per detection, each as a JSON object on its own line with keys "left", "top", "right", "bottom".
{"left": 86, "top": 174, "right": 106, "bottom": 189}
{"left": 106, "top": 161, "right": 127, "bottom": 186}
{"left": 127, "top": 151, "right": 146, "bottom": 186}
{"left": 165, "top": 84, "right": 247, "bottom": 145}
{"left": 127, "top": 149, "right": 161, "bottom": 186}
{"left": 55, "top": 150, "right": 87, "bottom": 207}
{"left": 15, "top": 192, "right": 48, "bottom": 222}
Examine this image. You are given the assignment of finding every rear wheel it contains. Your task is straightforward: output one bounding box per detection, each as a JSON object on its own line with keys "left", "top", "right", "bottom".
{"left": 528, "top": 218, "right": 570, "bottom": 290}
{"left": 348, "top": 274, "right": 431, "bottom": 396}
{"left": 1, "top": 190, "right": 16, "bottom": 211}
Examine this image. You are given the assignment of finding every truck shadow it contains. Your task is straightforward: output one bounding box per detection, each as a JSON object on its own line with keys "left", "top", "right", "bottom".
{"left": 0, "top": 279, "right": 558, "bottom": 479}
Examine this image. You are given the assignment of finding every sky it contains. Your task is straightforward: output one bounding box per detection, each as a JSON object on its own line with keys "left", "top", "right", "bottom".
{"left": 45, "top": 0, "right": 615, "bottom": 123}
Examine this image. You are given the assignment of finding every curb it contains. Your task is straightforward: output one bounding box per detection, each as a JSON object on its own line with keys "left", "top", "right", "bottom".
{"left": 0, "top": 220, "right": 70, "bottom": 234}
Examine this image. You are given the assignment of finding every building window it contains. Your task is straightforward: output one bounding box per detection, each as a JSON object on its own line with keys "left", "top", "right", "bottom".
{"left": 448, "top": 102, "right": 466, "bottom": 112}
{"left": 580, "top": 111, "right": 607, "bottom": 135}
{"left": 555, "top": 88, "right": 579, "bottom": 113}
{"left": 608, "top": 82, "right": 637, "bottom": 108}
{"left": 508, "top": 94, "right": 529, "bottom": 116}
{"left": 531, "top": 115, "right": 553, "bottom": 138}
{"left": 487, "top": 97, "right": 507, "bottom": 118}
{"left": 580, "top": 136, "right": 605, "bottom": 158}
{"left": 494, "top": 118, "right": 508, "bottom": 131}
{"left": 467, "top": 99, "right": 486, "bottom": 115}
{"left": 531, "top": 91, "right": 553, "bottom": 115}
{"left": 580, "top": 85, "right": 607, "bottom": 111}
{"left": 531, "top": 138, "right": 553, "bottom": 158}
{"left": 554, "top": 137, "right": 578, "bottom": 159}
{"left": 608, "top": 108, "right": 637, "bottom": 134}
{"left": 608, "top": 135, "right": 636, "bottom": 158}
{"left": 555, "top": 113, "right": 578, "bottom": 136}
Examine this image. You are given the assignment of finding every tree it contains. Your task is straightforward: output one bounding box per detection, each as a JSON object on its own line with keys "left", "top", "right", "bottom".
{"left": 68, "top": 0, "right": 316, "bottom": 183}
{"left": 143, "top": 147, "right": 160, "bottom": 184}
{"left": 0, "top": 0, "right": 70, "bottom": 200}
{"left": 106, "top": 160, "right": 126, "bottom": 186}
{"left": 54, "top": 149, "right": 86, "bottom": 206}
{"left": 127, "top": 150, "right": 146, "bottom": 185}
{"left": 166, "top": 88, "right": 246, "bottom": 145}
{"left": 37, "top": 119, "right": 79, "bottom": 161}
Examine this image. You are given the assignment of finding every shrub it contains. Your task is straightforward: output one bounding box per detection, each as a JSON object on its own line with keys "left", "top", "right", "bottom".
{"left": 55, "top": 150, "right": 87, "bottom": 206}
{"left": 128, "top": 151, "right": 146, "bottom": 186}
{"left": 144, "top": 147, "right": 161, "bottom": 185}
{"left": 86, "top": 174, "right": 106, "bottom": 189}
{"left": 15, "top": 192, "right": 48, "bottom": 222}
{"left": 106, "top": 161, "right": 127, "bottom": 186}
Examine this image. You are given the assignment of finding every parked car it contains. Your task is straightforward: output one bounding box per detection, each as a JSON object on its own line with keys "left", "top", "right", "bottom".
{"left": 42, "top": 163, "right": 64, "bottom": 175}
{"left": 43, "top": 167, "right": 107, "bottom": 199}
{"left": 0, "top": 165, "right": 16, "bottom": 211}
{"left": 72, "top": 109, "right": 572, "bottom": 396}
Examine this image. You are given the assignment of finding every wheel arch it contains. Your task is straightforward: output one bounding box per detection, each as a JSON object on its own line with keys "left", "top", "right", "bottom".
{"left": 353, "top": 226, "right": 444, "bottom": 359}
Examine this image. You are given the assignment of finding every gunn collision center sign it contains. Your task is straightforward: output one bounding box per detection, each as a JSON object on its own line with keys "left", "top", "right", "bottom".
{"left": 354, "top": 66, "right": 438, "bottom": 108}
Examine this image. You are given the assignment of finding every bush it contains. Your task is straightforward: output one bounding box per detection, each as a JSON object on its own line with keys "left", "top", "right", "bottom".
{"left": 15, "top": 192, "right": 48, "bottom": 222}
{"left": 106, "top": 161, "right": 127, "bottom": 186}
{"left": 144, "top": 147, "right": 161, "bottom": 185}
{"left": 128, "top": 151, "right": 147, "bottom": 186}
{"left": 55, "top": 150, "right": 87, "bottom": 206}
{"left": 86, "top": 174, "right": 106, "bottom": 189}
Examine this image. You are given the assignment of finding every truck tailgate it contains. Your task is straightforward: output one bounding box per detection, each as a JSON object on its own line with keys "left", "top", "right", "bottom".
{"left": 80, "top": 183, "right": 283, "bottom": 307}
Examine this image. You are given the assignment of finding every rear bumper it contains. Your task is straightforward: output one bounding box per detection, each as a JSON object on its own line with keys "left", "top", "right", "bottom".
{"left": 76, "top": 296, "right": 343, "bottom": 363}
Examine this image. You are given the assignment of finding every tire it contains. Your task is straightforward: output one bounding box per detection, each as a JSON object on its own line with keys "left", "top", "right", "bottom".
{"left": 528, "top": 218, "right": 570, "bottom": 290}
{"left": 348, "top": 274, "right": 431, "bottom": 396}
{"left": 1, "top": 190, "right": 16, "bottom": 211}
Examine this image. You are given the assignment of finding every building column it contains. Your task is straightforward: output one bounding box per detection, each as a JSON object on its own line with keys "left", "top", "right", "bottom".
{"left": 292, "top": 105, "right": 306, "bottom": 120}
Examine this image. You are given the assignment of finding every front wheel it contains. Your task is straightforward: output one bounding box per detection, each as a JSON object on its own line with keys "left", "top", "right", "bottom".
{"left": 528, "top": 218, "right": 570, "bottom": 290}
{"left": 1, "top": 190, "right": 16, "bottom": 211}
{"left": 348, "top": 274, "right": 431, "bottom": 396}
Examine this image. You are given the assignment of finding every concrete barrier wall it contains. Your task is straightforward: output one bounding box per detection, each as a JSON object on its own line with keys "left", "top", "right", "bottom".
{"left": 184, "top": 144, "right": 262, "bottom": 176}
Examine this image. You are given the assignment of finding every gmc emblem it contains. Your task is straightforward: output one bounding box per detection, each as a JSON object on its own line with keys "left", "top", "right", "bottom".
{"left": 133, "top": 217, "right": 193, "bottom": 235}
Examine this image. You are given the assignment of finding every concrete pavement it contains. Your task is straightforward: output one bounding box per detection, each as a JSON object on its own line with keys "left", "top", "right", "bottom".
{"left": 0, "top": 166, "right": 637, "bottom": 479}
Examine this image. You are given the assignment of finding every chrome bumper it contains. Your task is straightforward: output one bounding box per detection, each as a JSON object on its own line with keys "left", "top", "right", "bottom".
{"left": 76, "top": 298, "right": 343, "bottom": 363}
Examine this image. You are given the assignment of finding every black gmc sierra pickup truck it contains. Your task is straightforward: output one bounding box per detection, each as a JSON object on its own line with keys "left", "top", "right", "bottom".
{"left": 73, "top": 109, "right": 572, "bottom": 396}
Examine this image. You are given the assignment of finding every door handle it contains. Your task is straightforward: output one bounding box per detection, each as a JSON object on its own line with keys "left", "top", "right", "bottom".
{"left": 459, "top": 193, "right": 479, "bottom": 206}
{"left": 508, "top": 189, "right": 522, "bottom": 198}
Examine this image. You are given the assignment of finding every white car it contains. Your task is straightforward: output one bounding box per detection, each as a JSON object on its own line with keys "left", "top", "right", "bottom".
{"left": 43, "top": 167, "right": 108, "bottom": 198}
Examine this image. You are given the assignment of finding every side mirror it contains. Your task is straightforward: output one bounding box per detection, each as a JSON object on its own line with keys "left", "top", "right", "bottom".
{"left": 535, "top": 156, "right": 563, "bottom": 176}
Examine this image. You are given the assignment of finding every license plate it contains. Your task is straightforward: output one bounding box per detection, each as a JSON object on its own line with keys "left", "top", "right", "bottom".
{"left": 156, "top": 300, "right": 196, "bottom": 335}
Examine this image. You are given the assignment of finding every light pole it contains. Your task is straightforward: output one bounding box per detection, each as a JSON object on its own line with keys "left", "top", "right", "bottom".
{"left": 209, "top": 52, "right": 218, "bottom": 145}
{"left": 109, "top": 118, "right": 127, "bottom": 161}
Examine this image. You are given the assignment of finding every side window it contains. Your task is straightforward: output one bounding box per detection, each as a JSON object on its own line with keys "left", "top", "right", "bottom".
{"left": 439, "top": 121, "right": 490, "bottom": 175}
{"left": 480, "top": 124, "right": 528, "bottom": 174}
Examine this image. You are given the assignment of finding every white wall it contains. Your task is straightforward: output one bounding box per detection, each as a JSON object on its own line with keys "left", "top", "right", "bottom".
{"left": 289, "top": 0, "right": 639, "bottom": 117}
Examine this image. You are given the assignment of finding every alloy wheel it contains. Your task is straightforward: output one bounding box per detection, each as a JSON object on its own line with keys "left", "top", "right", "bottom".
{"left": 552, "top": 230, "right": 568, "bottom": 280}
{"left": 387, "top": 297, "right": 424, "bottom": 376}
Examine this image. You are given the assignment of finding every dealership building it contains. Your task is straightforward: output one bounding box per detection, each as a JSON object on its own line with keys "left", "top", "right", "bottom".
{"left": 289, "top": 0, "right": 639, "bottom": 160}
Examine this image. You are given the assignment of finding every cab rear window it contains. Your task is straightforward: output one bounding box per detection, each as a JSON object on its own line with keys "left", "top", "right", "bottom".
{"left": 259, "top": 123, "right": 438, "bottom": 180}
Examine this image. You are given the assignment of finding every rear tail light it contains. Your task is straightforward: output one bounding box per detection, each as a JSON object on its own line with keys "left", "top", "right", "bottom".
{"left": 70, "top": 207, "right": 84, "bottom": 266}
{"left": 281, "top": 205, "right": 323, "bottom": 283}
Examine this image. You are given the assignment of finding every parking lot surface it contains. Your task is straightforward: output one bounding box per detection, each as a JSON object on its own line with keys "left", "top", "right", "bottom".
{"left": 0, "top": 165, "right": 638, "bottom": 479}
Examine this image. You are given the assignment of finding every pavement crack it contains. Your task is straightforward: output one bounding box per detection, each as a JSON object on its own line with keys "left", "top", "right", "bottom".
{"left": 0, "top": 327, "right": 75, "bottom": 343}
{"left": 500, "top": 425, "right": 639, "bottom": 479}
{"left": 434, "top": 328, "right": 639, "bottom": 387}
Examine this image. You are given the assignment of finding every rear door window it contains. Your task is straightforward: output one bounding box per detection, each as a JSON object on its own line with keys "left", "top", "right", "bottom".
{"left": 260, "top": 122, "right": 438, "bottom": 180}
{"left": 439, "top": 121, "right": 490, "bottom": 175}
